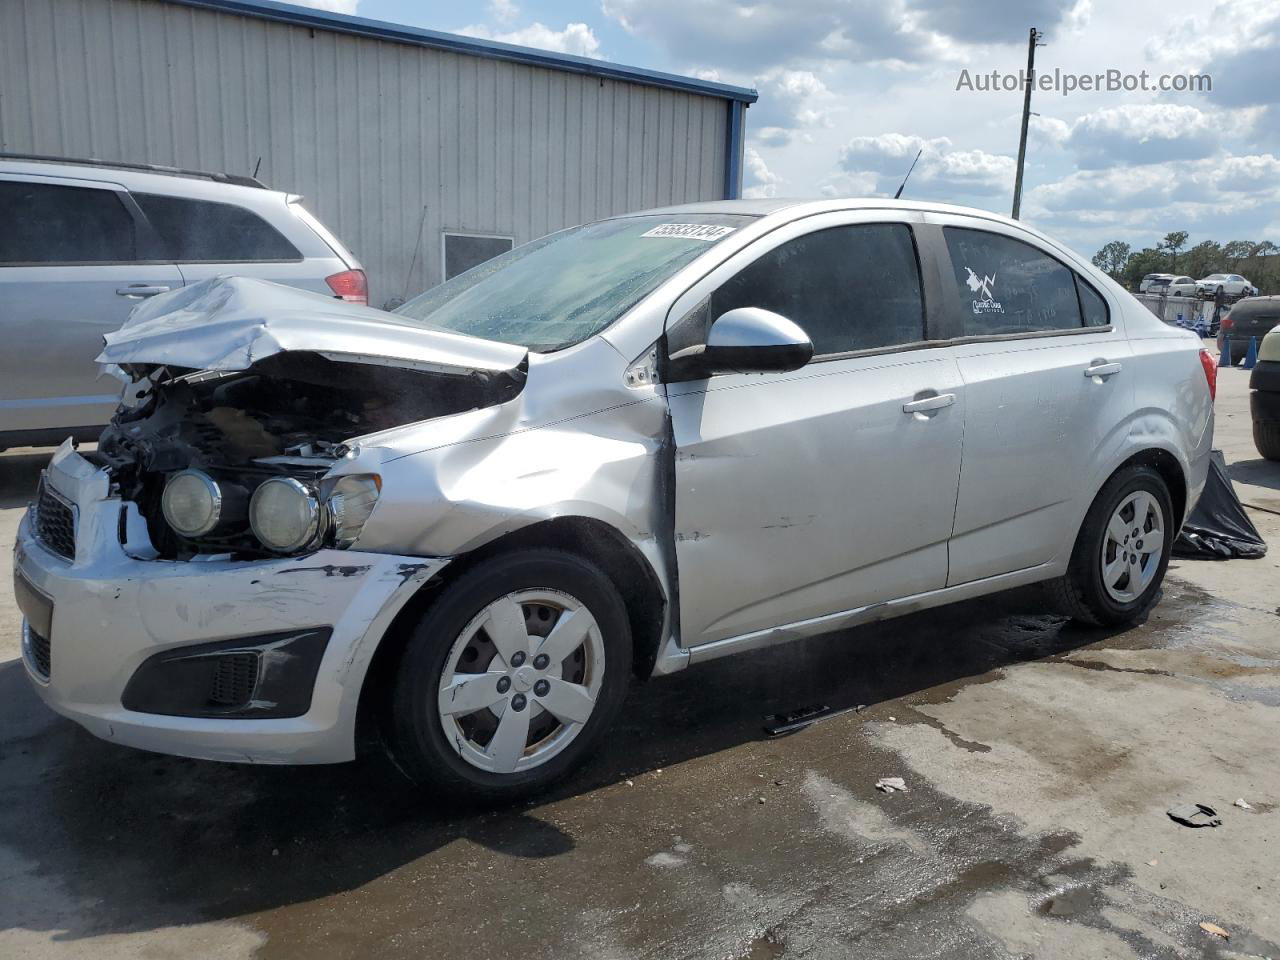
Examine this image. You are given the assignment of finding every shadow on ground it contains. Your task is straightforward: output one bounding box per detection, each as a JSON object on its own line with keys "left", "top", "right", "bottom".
{"left": 1228, "top": 457, "right": 1280, "bottom": 491}
{"left": 0, "top": 579, "right": 1162, "bottom": 942}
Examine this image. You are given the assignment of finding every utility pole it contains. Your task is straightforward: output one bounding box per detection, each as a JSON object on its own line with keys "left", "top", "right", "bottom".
{"left": 1011, "top": 27, "right": 1045, "bottom": 220}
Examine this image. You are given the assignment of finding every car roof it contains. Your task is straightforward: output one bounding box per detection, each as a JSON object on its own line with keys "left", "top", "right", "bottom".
{"left": 0, "top": 154, "right": 289, "bottom": 204}
{"left": 615, "top": 197, "right": 1080, "bottom": 249}
{"left": 1229, "top": 296, "right": 1280, "bottom": 312}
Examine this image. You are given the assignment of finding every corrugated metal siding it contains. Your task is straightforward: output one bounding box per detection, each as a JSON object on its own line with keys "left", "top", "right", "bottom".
{"left": 0, "top": 0, "right": 731, "bottom": 306}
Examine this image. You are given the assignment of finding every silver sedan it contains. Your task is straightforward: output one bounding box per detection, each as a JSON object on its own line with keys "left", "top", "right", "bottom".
{"left": 15, "top": 198, "right": 1215, "bottom": 799}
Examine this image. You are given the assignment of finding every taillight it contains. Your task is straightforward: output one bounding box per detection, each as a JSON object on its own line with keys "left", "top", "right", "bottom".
{"left": 1221, "top": 312, "right": 1233, "bottom": 331}
{"left": 1198, "top": 347, "right": 1217, "bottom": 401}
{"left": 325, "top": 269, "right": 368, "bottom": 305}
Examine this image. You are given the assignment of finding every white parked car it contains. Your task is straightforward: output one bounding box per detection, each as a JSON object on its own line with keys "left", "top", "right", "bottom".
{"left": 1165, "top": 276, "right": 1199, "bottom": 297}
{"left": 1196, "top": 274, "right": 1257, "bottom": 299}
{"left": 15, "top": 199, "right": 1215, "bottom": 799}
{"left": 1139, "top": 273, "right": 1175, "bottom": 293}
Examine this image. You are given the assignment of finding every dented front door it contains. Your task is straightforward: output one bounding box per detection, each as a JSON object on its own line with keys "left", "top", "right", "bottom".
{"left": 664, "top": 212, "right": 965, "bottom": 649}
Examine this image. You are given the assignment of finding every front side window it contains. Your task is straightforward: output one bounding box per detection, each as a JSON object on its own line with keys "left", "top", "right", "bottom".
{"left": 395, "top": 214, "right": 750, "bottom": 351}
{"left": 133, "top": 193, "right": 301, "bottom": 261}
{"left": 707, "top": 223, "right": 925, "bottom": 355}
{"left": 0, "top": 180, "right": 136, "bottom": 264}
{"left": 944, "top": 227, "right": 1084, "bottom": 336}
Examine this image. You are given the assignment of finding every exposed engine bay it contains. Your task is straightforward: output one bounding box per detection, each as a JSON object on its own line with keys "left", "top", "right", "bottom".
{"left": 98, "top": 351, "right": 525, "bottom": 559}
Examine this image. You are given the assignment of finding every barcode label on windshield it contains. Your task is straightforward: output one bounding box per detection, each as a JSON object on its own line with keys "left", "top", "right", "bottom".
{"left": 640, "top": 224, "right": 736, "bottom": 241}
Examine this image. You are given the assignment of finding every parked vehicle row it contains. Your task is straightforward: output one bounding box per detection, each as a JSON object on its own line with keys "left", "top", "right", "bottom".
{"left": 0, "top": 154, "right": 366, "bottom": 451}
{"left": 1143, "top": 272, "right": 1258, "bottom": 300}
{"left": 15, "top": 197, "right": 1215, "bottom": 798}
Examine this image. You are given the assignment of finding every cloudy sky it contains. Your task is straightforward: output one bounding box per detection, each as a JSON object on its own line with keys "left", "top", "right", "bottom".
{"left": 302, "top": 0, "right": 1279, "bottom": 260}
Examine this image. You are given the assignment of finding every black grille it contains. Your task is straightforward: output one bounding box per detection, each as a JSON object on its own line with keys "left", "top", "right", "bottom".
{"left": 34, "top": 479, "right": 76, "bottom": 561}
{"left": 26, "top": 627, "right": 51, "bottom": 681}
{"left": 210, "top": 653, "right": 259, "bottom": 706}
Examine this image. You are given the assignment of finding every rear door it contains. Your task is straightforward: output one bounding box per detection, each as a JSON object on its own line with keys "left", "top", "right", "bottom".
{"left": 924, "top": 213, "right": 1133, "bottom": 584}
{"left": 666, "top": 211, "right": 966, "bottom": 647}
{"left": 0, "top": 175, "right": 183, "bottom": 437}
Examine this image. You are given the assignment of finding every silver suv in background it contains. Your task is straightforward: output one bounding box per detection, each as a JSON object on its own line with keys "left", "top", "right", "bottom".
{"left": 0, "top": 154, "right": 365, "bottom": 450}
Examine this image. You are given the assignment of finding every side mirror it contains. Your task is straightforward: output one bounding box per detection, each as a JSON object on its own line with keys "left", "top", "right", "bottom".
{"left": 668, "top": 307, "right": 813, "bottom": 381}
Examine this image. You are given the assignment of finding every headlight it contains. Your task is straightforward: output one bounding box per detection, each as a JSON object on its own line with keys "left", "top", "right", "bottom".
{"left": 250, "top": 477, "right": 323, "bottom": 553}
{"left": 326, "top": 474, "right": 380, "bottom": 548}
{"left": 162, "top": 470, "right": 222, "bottom": 537}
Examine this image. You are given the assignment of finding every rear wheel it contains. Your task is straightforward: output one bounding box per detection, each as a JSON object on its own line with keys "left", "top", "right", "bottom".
{"left": 1050, "top": 465, "right": 1175, "bottom": 626}
{"left": 386, "top": 549, "right": 632, "bottom": 800}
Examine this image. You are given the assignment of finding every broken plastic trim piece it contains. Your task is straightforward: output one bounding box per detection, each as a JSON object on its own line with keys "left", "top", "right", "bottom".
{"left": 763, "top": 704, "right": 855, "bottom": 737}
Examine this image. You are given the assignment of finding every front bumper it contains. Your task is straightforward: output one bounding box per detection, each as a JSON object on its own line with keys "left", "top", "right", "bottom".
{"left": 14, "top": 443, "right": 449, "bottom": 764}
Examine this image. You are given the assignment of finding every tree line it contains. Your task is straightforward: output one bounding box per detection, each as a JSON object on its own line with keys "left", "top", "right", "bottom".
{"left": 1091, "top": 233, "right": 1280, "bottom": 293}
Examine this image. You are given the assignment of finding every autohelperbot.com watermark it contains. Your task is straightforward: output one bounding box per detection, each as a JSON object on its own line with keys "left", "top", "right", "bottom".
{"left": 956, "top": 68, "right": 1212, "bottom": 96}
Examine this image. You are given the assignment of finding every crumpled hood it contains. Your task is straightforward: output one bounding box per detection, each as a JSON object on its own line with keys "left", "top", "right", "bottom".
{"left": 97, "top": 276, "right": 527, "bottom": 376}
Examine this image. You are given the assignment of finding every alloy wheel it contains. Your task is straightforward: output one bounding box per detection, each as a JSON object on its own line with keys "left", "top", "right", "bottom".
{"left": 436, "top": 589, "right": 605, "bottom": 774}
{"left": 1100, "top": 491, "right": 1165, "bottom": 603}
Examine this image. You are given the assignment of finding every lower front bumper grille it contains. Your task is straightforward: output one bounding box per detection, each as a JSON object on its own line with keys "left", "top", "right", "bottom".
{"left": 23, "top": 622, "right": 51, "bottom": 681}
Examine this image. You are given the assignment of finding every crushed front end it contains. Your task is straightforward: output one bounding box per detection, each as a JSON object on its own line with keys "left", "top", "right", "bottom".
{"left": 13, "top": 278, "right": 532, "bottom": 763}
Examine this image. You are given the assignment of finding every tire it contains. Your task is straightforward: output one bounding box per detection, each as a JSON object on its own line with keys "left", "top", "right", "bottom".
{"left": 1255, "top": 419, "right": 1280, "bottom": 461}
{"left": 385, "top": 549, "right": 632, "bottom": 801}
{"left": 1049, "top": 465, "right": 1175, "bottom": 627}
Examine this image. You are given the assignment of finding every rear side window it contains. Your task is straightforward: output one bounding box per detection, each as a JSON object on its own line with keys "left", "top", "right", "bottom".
{"left": 944, "top": 227, "right": 1083, "bottom": 336}
{"left": 0, "top": 180, "right": 136, "bottom": 264}
{"left": 133, "top": 194, "right": 301, "bottom": 262}
{"left": 710, "top": 223, "right": 925, "bottom": 355}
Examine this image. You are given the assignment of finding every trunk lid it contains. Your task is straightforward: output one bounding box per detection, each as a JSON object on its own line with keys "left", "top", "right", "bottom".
{"left": 97, "top": 276, "right": 527, "bottom": 377}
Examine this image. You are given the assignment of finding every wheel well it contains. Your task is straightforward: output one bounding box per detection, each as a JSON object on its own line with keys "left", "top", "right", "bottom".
{"left": 1119, "top": 448, "right": 1188, "bottom": 529}
{"left": 355, "top": 517, "right": 667, "bottom": 753}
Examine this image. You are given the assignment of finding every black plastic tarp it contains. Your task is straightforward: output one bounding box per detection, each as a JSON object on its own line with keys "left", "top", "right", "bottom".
{"left": 1173, "top": 451, "right": 1268, "bottom": 560}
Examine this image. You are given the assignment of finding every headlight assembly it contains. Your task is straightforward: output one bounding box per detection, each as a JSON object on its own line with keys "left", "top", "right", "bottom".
{"left": 162, "top": 470, "right": 223, "bottom": 537}
{"left": 249, "top": 477, "right": 324, "bottom": 553}
{"left": 326, "top": 474, "right": 380, "bottom": 548}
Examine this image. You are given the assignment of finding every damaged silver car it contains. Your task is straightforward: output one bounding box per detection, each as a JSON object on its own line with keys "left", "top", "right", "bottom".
{"left": 15, "top": 199, "right": 1215, "bottom": 798}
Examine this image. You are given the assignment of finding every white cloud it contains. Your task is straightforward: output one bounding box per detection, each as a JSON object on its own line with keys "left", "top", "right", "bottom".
{"left": 488, "top": 0, "right": 519, "bottom": 24}
{"left": 458, "top": 22, "right": 601, "bottom": 57}
{"left": 1066, "top": 104, "right": 1230, "bottom": 167}
{"left": 1029, "top": 115, "right": 1071, "bottom": 148}
{"left": 819, "top": 170, "right": 881, "bottom": 197}
{"left": 750, "top": 68, "right": 837, "bottom": 132}
{"left": 742, "top": 147, "right": 782, "bottom": 199}
{"left": 836, "top": 132, "right": 1013, "bottom": 196}
{"left": 602, "top": 0, "right": 946, "bottom": 71}
{"left": 291, "top": 0, "right": 359, "bottom": 13}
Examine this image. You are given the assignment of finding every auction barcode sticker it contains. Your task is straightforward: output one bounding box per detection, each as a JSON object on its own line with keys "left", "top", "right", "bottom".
{"left": 640, "top": 223, "right": 736, "bottom": 241}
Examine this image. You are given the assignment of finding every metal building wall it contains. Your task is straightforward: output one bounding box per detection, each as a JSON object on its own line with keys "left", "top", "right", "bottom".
{"left": 0, "top": 0, "right": 734, "bottom": 306}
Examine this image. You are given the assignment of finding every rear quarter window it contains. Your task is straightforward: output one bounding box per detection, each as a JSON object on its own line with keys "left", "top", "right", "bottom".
{"left": 133, "top": 193, "right": 301, "bottom": 262}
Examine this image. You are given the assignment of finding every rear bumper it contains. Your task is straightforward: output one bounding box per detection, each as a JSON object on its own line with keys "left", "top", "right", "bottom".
{"left": 14, "top": 443, "right": 449, "bottom": 765}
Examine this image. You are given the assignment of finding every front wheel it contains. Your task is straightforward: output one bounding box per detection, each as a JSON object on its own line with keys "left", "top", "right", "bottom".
{"left": 1049, "top": 465, "right": 1175, "bottom": 626}
{"left": 386, "top": 549, "right": 632, "bottom": 800}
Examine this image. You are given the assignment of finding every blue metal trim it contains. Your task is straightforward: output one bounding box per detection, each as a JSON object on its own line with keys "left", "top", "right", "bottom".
{"left": 163, "top": 0, "right": 759, "bottom": 104}
{"left": 723, "top": 100, "right": 746, "bottom": 199}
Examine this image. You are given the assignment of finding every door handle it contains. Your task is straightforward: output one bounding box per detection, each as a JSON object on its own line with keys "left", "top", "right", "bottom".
{"left": 902, "top": 393, "right": 956, "bottom": 415}
{"left": 115, "top": 284, "right": 171, "bottom": 299}
{"left": 1084, "top": 361, "right": 1122, "bottom": 380}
